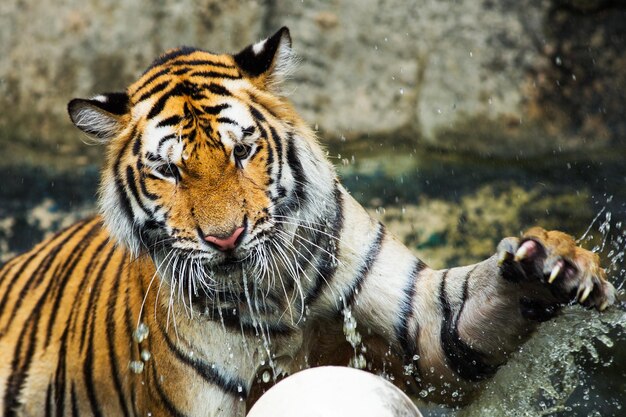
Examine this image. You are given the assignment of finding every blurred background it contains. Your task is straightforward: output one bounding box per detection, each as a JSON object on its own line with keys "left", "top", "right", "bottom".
{"left": 0, "top": 0, "right": 625, "bottom": 415}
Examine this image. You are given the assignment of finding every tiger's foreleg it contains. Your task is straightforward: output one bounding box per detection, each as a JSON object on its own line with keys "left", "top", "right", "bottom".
{"left": 406, "top": 227, "right": 616, "bottom": 404}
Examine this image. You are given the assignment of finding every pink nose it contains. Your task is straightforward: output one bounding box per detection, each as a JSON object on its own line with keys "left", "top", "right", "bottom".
{"left": 204, "top": 227, "right": 245, "bottom": 251}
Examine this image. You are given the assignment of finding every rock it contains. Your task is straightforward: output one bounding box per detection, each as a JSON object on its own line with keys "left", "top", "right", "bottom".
{"left": 369, "top": 183, "right": 593, "bottom": 269}
{"left": 1, "top": 0, "right": 625, "bottom": 166}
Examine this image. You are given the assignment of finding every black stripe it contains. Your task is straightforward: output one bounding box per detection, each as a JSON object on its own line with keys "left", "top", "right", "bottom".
{"left": 113, "top": 137, "right": 136, "bottom": 223}
{"left": 343, "top": 222, "right": 385, "bottom": 307}
{"left": 156, "top": 114, "right": 183, "bottom": 128}
{"left": 157, "top": 134, "right": 178, "bottom": 152}
{"left": 395, "top": 259, "right": 427, "bottom": 359}
{"left": 171, "top": 59, "right": 234, "bottom": 69}
{"left": 0, "top": 252, "right": 40, "bottom": 322}
{"left": 133, "top": 68, "right": 170, "bottom": 96}
{"left": 137, "top": 161, "right": 160, "bottom": 201}
{"left": 44, "top": 221, "right": 103, "bottom": 347}
{"left": 3, "top": 219, "right": 90, "bottom": 332}
{"left": 126, "top": 165, "right": 152, "bottom": 217}
{"left": 0, "top": 222, "right": 81, "bottom": 320}
{"left": 202, "top": 305, "right": 294, "bottom": 336}
{"left": 81, "top": 246, "right": 119, "bottom": 417}
{"left": 105, "top": 256, "right": 132, "bottom": 417}
{"left": 216, "top": 117, "right": 238, "bottom": 126}
{"left": 83, "top": 248, "right": 114, "bottom": 417}
{"left": 114, "top": 177, "right": 135, "bottom": 221}
{"left": 269, "top": 127, "right": 285, "bottom": 196}
{"left": 4, "top": 305, "right": 45, "bottom": 416}
{"left": 249, "top": 105, "right": 266, "bottom": 123}
{"left": 158, "top": 319, "right": 249, "bottom": 397}
{"left": 265, "top": 124, "right": 275, "bottom": 185}
{"left": 203, "top": 104, "right": 229, "bottom": 115}
{"left": 207, "top": 83, "right": 232, "bottom": 96}
{"left": 304, "top": 184, "right": 344, "bottom": 306}
{"left": 67, "top": 236, "right": 110, "bottom": 338}
{"left": 123, "top": 277, "right": 139, "bottom": 417}
{"left": 45, "top": 383, "right": 53, "bottom": 417}
{"left": 439, "top": 268, "right": 500, "bottom": 382}
{"left": 79, "top": 245, "right": 117, "bottom": 351}
{"left": 150, "top": 356, "right": 190, "bottom": 417}
{"left": 2, "top": 219, "right": 97, "bottom": 417}
{"left": 0, "top": 254, "right": 27, "bottom": 288}
{"left": 54, "top": 329, "right": 69, "bottom": 416}
{"left": 189, "top": 70, "right": 240, "bottom": 80}
{"left": 71, "top": 383, "right": 80, "bottom": 417}
{"left": 136, "top": 80, "right": 170, "bottom": 103}
{"left": 172, "top": 67, "right": 191, "bottom": 75}
{"left": 284, "top": 135, "right": 307, "bottom": 209}
{"left": 147, "top": 83, "right": 187, "bottom": 120}
{"left": 130, "top": 126, "right": 141, "bottom": 156}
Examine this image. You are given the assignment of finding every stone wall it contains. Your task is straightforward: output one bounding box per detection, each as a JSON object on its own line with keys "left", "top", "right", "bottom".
{"left": 0, "top": 0, "right": 624, "bottom": 167}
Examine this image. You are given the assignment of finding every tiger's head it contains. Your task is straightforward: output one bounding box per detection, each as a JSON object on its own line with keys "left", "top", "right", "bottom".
{"left": 68, "top": 28, "right": 338, "bottom": 294}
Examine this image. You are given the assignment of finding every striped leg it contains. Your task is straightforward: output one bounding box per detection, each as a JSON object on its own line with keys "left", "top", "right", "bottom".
{"left": 313, "top": 191, "right": 616, "bottom": 405}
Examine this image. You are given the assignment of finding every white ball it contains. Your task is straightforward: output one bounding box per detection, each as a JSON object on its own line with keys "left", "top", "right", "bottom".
{"left": 247, "top": 366, "right": 423, "bottom": 417}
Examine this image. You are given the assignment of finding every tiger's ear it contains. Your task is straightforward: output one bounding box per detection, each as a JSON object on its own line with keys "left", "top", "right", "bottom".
{"left": 67, "top": 92, "right": 129, "bottom": 141}
{"left": 234, "top": 27, "right": 295, "bottom": 90}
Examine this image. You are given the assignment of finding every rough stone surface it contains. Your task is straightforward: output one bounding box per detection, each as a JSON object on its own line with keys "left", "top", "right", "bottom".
{"left": 0, "top": 0, "right": 625, "bottom": 164}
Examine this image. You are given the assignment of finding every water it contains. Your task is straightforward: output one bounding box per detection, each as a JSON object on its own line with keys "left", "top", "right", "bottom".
{"left": 456, "top": 308, "right": 625, "bottom": 417}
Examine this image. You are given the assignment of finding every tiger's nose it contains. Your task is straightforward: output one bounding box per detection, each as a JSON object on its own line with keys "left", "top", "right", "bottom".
{"left": 204, "top": 226, "right": 245, "bottom": 251}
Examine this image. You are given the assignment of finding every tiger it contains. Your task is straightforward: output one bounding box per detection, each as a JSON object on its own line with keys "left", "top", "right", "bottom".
{"left": 0, "top": 27, "right": 617, "bottom": 417}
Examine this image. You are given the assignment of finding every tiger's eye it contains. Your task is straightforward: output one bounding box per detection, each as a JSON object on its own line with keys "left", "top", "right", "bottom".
{"left": 155, "top": 163, "right": 180, "bottom": 181}
{"left": 233, "top": 144, "right": 251, "bottom": 160}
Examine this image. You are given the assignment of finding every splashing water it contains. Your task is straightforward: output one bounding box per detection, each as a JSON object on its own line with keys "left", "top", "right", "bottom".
{"left": 454, "top": 308, "right": 626, "bottom": 417}
{"left": 450, "top": 199, "right": 626, "bottom": 416}
{"left": 342, "top": 306, "right": 367, "bottom": 369}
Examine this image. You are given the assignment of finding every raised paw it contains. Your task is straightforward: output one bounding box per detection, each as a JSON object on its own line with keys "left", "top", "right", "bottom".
{"left": 496, "top": 227, "right": 616, "bottom": 311}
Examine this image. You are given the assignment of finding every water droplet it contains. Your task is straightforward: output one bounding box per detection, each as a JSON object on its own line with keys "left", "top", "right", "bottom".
{"left": 133, "top": 323, "right": 149, "bottom": 343}
{"left": 140, "top": 349, "right": 151, "bottom": 362}
{"left": 237, "top": 385, "right": 243, "bottom": 393}
{"left": 399, "top": 88, "right": 404, "bottom": 95}
{"left": 129, "top": 361, "right": 144, "bottom": 374}
{"left": 262, "top": 370, "right": 271, "bottom": 383}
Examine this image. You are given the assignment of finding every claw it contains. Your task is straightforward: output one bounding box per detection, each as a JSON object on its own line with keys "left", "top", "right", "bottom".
{"left": 580, "top": 285, "right": 592, "bottom": 303}
{"left": 498, "top": 251, "right": 510, "bottom": 266}
{"left": 600, "top": 300, "right": 609, "bottom": 311}
{"left": 514, "top": 245, "right": 528, "bottom": 262}
{"left": 548, "top": 264, "right": 561, "bottom": 284}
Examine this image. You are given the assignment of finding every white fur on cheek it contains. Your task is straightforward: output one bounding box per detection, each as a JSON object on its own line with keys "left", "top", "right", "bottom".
{"left": 98, "top": 168, "right": 143, "bottom": 256}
